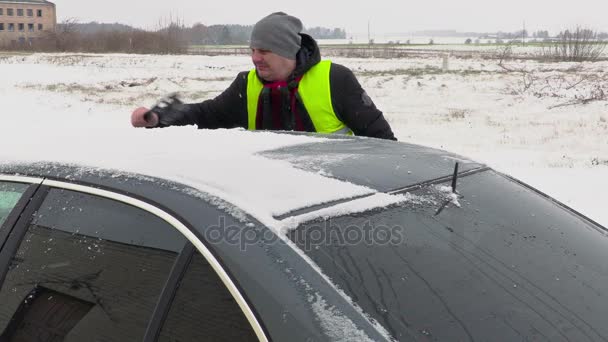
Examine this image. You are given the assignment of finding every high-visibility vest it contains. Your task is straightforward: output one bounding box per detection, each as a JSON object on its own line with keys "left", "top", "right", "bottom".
{"left": 246, "top": 60, "right": 352, "bottom": 135}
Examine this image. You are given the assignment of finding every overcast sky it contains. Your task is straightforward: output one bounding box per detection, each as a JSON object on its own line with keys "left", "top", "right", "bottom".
{"left": 52, "top": 0, "right": 608, "bottom": 36}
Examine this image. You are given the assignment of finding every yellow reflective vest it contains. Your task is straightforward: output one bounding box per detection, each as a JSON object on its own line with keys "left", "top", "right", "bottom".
{"left": 246, "top": 60, "right": 352, "bottom": 135}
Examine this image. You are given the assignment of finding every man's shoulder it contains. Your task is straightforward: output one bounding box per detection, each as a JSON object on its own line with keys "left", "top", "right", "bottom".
{"left": 325, "top": 61, "right": 357, "bottom": 83}
{"left": 237, "top": 70, "right": 251, "bottom": 79}
{"left": 326, "top": 61, "right": 355, "bottom": 76}
{"left": 233, "top": 71, "right": 251, "bottom": 87}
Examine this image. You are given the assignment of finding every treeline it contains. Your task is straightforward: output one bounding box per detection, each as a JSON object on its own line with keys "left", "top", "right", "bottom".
{"left": 62, "top": 21, "right": 346, "bottom": 45}
{"left": 18, "top": 20, "right": 187, "bottom": 53}
{"left": 186, "top": 24, "right": 250, "bottom": 45}
{"left": 304, "top": 27, "right": 346, "bottom": 39}
{"left": 485, "top": 29, "right": 608, "bottom": 40}
{"left": 2, "top": 20, "right": 346, "bottom": 53}
{"left": 151, "top": 23, "right": 346, "bottom": 45}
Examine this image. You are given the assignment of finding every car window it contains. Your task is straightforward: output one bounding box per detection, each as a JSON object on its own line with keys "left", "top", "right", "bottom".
{"left": 289, "top": 170, "right": 608, "bottom": 341}
{"left": 157, "top": 252, "right": 258, "bottom": 342}
{"left": 0, "top": 188, "right": 187, "bottom": 341}
{"left": 0, "top": 182, "right": 29, "bottom": 227}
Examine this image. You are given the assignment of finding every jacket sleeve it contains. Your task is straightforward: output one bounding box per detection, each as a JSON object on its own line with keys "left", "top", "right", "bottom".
{"left": 329, "top": 64, "right": 397, "bottom": 140}
{"left": 155, "top": 71, "right": 249, "bottom": 129}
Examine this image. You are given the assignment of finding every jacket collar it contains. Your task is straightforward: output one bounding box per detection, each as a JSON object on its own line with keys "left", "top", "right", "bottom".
{"left": 292, "top": 33, "right": 321, "bottom": 78}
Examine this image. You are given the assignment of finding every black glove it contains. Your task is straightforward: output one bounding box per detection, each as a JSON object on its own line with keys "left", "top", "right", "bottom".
{"left": 145, "top": 93, "right": 191, "bottom": 127}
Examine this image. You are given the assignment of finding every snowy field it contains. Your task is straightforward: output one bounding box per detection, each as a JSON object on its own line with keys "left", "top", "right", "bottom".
{"left": 1, "top": 51, "right": 606, "bottom": 227}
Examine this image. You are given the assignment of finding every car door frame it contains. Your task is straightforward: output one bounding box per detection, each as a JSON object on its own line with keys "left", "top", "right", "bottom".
{"left": 0, "top": 174, "right": 268, "bottom": 342}
{"left": 0, "top": 175, "right": 44, "bottom": 251}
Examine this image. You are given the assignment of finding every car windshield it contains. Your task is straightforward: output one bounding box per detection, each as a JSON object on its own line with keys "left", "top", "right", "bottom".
{"left": 289, "top": 170, "right": 608, "bottom": 341}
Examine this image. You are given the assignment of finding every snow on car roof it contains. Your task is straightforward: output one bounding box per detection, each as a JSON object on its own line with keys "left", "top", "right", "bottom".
{"left": 1, "top": 122, "right": 405, "bottom": 232}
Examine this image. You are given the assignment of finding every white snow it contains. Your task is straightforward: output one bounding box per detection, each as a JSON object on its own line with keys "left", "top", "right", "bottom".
{"left": 1, "top": 52, "right": 606, "bottom": 229}
{"left": 0, "top": 124, "right": 383, "bottom": 232}
{"left": 280, "top": 193, "right": 408, "bottom": 233}
{"left": 436, "top": 185, "right": 462, "bottom": 207}
{"left": 308, "top": 293, "right": 375, "bottom": 342}
{"left": 282, "top": 243, "right": 397, "bottom": 341}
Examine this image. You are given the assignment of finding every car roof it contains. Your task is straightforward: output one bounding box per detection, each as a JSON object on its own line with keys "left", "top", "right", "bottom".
{"left": 1, "top": 128, "right": 487, "bottom": 216}
{"left": 0, "top": 128, "right": 485, "bottom": 225}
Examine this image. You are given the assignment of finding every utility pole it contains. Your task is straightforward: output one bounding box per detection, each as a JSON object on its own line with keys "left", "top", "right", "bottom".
{"left": 522, "top": 20, "right": 526, "bottom": 46}
{"left": 367, "top": 19, "right": 371, "bottom": 45}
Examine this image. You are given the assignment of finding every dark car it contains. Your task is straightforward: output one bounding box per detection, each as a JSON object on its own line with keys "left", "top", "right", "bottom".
{"left": 1, "top": 131, "right": 607, "bottom": 341}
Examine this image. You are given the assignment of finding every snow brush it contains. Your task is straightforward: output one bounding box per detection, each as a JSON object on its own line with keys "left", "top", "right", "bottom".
{"left": 143, "top": 93, "right": 186, "bottom": 125}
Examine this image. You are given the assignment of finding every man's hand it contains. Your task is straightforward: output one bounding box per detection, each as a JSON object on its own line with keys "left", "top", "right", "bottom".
{"left": 131, "top": 107, "right": 159, "bottom": 128}
{"left": 132, "top": 94, "right": 188, "bottom": 128}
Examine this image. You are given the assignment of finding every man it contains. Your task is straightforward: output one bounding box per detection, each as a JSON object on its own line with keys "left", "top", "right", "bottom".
{"left": 131, "top": 12, "right": 396, "bottom": 140}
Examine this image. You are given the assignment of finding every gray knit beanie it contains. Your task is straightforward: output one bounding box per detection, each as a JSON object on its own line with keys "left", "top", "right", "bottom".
{"left": 250, "top": 12, "right": 303, "bottom": 60}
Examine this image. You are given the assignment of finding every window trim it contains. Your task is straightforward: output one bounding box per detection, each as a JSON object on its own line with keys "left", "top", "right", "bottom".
{"left": 0, "top": 175, "right": 268, "bottom": 342}
{"left": 143, "top": 243, "right": 195, "bottom": 342}
{"left": 0, "top": 175, "right": 43, "bottom": 184}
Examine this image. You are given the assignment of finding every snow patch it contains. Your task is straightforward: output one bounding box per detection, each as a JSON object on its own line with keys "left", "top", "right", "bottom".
{"left": 280, "top": 238, "right": 397, "bottom": 342}
{"left": 436, "top": 185, "right": 462, "bottom": 207}
{"left": 280, "top": 193, "right": 408, "bottom": 234}
{"left": 403, "top": 192, "right": 438, "bottom": 206}
{"left": 309, "top": 293, "right": 375, "bottom": 342}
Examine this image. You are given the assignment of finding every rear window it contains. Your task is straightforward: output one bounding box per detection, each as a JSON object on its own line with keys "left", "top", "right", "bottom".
{"left": 289, "top": 171, "right": 608, "bottom": 341}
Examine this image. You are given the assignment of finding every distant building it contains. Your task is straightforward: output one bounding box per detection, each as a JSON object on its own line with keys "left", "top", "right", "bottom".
{"left": 0, "top": 0, "right": 56, "bottom": 46}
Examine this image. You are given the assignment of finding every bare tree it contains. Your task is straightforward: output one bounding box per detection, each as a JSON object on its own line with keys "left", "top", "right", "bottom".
{"left": 496, "top": 42, "right": 514, "bottom": 70}
{"left": 37, "top": 17, "right": 82, "bottom": 51}
{"left": 540, "top": 27, "right": 607, "bottom": 61}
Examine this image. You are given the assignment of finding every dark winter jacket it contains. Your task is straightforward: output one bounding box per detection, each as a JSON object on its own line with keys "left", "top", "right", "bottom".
{"left": 155, "top": 34, "right": 396, "bottom": 140}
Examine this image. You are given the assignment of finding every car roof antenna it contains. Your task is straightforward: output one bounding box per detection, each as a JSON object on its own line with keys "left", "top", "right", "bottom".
{"left": 451, "top": 162, "right": 459, "bottom": 193}
{"left": 434, "top": 162, "right": 460, "bottom": 216}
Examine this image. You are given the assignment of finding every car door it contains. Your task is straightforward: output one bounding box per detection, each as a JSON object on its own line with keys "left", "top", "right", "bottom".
{"left": 0, "top": 178, "right": 264, "bottom": 341}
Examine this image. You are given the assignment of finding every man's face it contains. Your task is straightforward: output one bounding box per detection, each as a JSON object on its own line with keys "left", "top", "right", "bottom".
{"left": 251, "top": 48, "right": 296, "bottom": 82}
